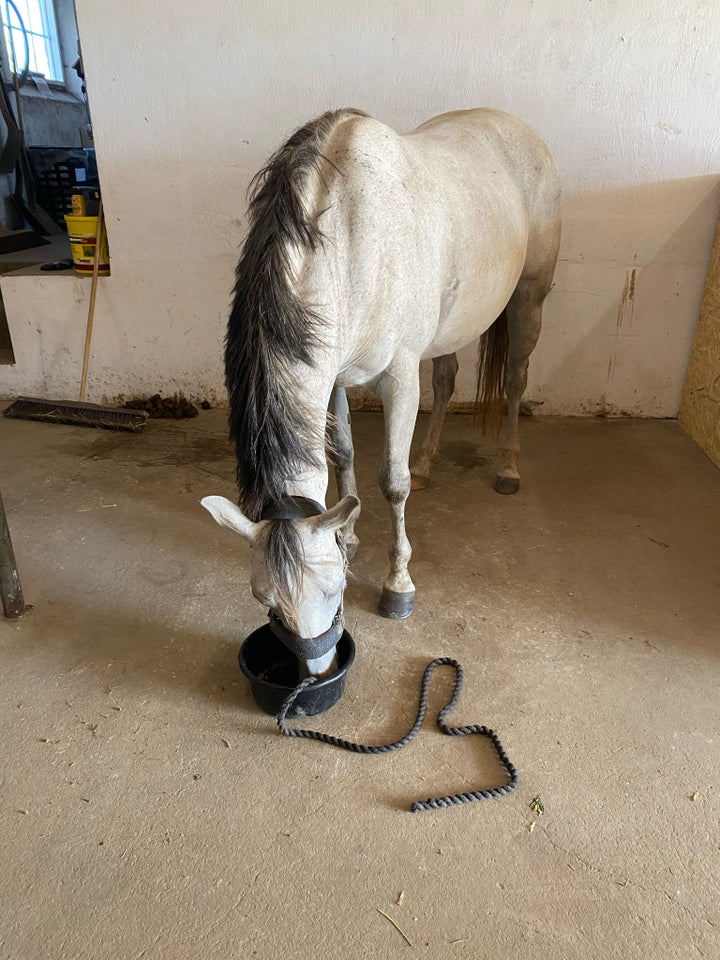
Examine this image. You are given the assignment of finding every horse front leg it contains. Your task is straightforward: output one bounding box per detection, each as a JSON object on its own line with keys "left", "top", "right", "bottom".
{"left": 328, "top": 385, "right": 360, "bottom": 559}
{"left": 375, "top": 361, "right": 420, "bottom": 619}
{"left": 411, "top": 352, "right": 458, "bottom": 490}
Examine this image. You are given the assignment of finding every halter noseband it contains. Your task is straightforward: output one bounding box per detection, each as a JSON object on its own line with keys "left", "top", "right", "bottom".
{"left": 260, "top": 495, "right": 345, "bottom": 660}
{"left": 267, "top": 606, "right": 343, "bottom": 661}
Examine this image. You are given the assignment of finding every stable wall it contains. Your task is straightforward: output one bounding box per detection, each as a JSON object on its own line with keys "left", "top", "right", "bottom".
{"left": 1, "top": 0, "right": 719, "bottom": 416}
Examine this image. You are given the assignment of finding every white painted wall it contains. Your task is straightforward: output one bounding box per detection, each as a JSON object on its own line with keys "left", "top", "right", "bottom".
{"left": 1, "top": 0, "right": 719, "bottom": 416}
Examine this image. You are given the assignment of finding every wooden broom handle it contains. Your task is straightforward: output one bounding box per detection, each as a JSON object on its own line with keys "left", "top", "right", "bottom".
{"left": 79, "top": 200, "right": 104, "bottom": 402}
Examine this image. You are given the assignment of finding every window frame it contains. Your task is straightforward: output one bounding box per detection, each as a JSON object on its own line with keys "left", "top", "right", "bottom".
{"left": 1, "top": 0, "right": 65, "bottom": 87}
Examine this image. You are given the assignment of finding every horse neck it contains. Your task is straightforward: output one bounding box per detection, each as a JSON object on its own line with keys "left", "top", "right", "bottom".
{"left": 283, "top": 361, "right": 335, "bottom": 508}
{"left": 285, "top": 458, "right": 328, "bottom": 508}
{"left": 273, "top": 236, "right": 340, "bottom": 507}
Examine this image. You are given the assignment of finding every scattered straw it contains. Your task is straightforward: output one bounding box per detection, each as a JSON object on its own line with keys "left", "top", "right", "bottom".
{"left": 377, "top": 909, "right": 412, "bottom": 947}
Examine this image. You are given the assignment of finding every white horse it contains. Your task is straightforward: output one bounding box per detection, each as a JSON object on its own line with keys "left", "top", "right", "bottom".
{"left": 202, "top": 107, "right": 561, "bottom": 677}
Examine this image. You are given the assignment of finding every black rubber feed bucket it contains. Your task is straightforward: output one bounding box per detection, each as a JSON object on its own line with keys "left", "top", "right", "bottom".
{"left": 239, "top": 625, "right": 355, "bottom": 718}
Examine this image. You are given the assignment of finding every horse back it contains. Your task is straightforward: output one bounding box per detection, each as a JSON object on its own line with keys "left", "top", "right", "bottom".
{"left": 304, "top": 109, "right": 560, "bottom": 376}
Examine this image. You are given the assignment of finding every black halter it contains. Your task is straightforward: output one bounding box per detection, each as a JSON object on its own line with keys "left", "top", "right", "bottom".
{"left": 267, "top": 606, "right": 344, "bottom": 661}
{"left": 260, "top": 495, "right": 325, "bottom": 521}
{"left": 260, "top": 495, "right": 344, "bottom": 660}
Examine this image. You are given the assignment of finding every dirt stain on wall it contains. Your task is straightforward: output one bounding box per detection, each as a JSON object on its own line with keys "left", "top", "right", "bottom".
{"left": 609, "top": 262, "right": 638, "bottom": 382}
{"left": 616, "top": 266, "right": 637, "bottom": 333}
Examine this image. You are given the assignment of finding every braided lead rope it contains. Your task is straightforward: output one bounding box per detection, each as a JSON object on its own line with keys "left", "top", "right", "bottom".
{"left": 276, "top": 656, "right": 519, "bottom": 813}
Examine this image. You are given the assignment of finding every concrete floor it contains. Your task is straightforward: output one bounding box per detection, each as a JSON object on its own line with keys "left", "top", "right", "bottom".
{"left": 1, "top": 408, "right": 719, "bottom": 959}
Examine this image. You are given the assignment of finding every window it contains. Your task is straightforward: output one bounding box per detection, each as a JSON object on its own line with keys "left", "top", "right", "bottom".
{"left": 2, "top": 0, "right": 63, "bottom": 83}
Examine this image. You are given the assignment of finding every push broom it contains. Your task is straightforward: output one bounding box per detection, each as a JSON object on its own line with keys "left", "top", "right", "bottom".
{"left": 3, "top": 202, "right": 148, "bottom": 432}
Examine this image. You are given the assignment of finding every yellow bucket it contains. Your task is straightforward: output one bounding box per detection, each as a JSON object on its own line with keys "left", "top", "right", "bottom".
{"left": 64, "top": 214, "right": 110, "bottom": 276}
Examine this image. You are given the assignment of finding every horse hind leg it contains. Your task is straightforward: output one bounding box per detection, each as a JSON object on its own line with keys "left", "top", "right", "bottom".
{"left": 494, "top": 283, "right": 545, "bottom": 495}
{"left": 328, "top": 386, "right": 360, "bottom": 559}
{"left": 495, "top": 162, "right": 561, "bottom": 494}
{"left": 410, "top": 353, "right": 458, "bottom": 490}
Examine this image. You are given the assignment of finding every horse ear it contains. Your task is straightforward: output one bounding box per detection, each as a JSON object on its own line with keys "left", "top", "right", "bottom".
{"left": 200, "top": 496, "right": 261, "bottom": 542}
{"left": 309, "top": 495, "right": 361, "bottom": 533}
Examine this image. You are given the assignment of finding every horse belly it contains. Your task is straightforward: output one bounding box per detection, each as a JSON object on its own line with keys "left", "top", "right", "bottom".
{"left": 421, "top": 241, "right": 526, "bottom": 360}
{"left": 413, "top": 143, "right": 530, "bottom": 359}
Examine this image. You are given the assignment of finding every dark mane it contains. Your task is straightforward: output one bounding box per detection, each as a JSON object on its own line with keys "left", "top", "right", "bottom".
{"left": 225, "top": 108, "right": 366, "bottom": 521}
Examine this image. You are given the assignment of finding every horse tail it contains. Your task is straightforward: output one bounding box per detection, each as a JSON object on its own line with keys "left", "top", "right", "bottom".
{"left": 475, "top": 309, "right": 509, "bottom": 435}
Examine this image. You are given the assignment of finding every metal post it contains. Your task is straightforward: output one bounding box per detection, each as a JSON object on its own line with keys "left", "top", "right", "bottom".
{"left": 0, "top": 487, "right": 25, "bottom": 618}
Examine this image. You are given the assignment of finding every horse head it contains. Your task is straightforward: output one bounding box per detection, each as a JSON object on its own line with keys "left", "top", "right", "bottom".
{"left": 201, "top": 494, "right": 360, "bottom": 677}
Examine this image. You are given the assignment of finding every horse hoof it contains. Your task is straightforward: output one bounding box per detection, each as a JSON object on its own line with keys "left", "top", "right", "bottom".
{"left": 378, "top": 588, "right": 415, "bottom": 619}
{"left": 495, "top": 475, "right": 520, "bottom": 495}
{"left": 411, "top": 474, "right": 430, "bottom": 491}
